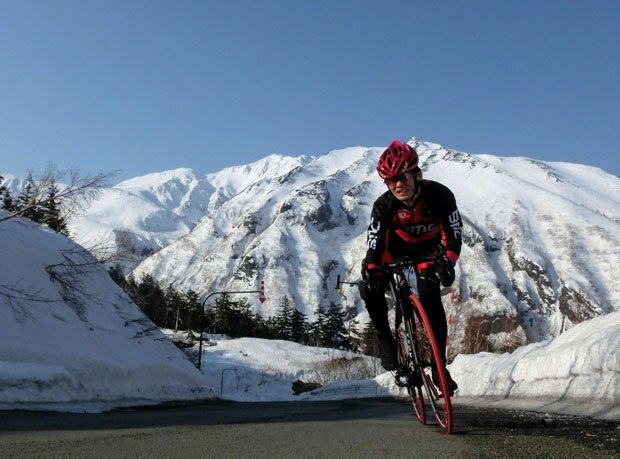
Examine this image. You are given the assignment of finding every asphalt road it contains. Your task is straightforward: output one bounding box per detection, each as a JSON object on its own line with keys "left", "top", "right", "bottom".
{"left": 0, "top": 399, "right": 618, "bottom": 458}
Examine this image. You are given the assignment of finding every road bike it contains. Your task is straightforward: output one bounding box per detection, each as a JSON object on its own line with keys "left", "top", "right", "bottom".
{"left": 372, "top": 256, "right": 454, "bottom": 434}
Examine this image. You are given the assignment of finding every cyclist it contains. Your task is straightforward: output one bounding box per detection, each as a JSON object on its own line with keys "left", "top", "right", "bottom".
{"left": 359, "top": 140, "right": 462, "bottom": 393}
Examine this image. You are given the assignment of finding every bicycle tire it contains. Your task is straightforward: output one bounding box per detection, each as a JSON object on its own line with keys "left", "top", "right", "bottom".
{"left": 396, "top": 325, "right": 425, "bottom": 425}
{"left": 409, "top": 294, "right": 453, "bottom": 434}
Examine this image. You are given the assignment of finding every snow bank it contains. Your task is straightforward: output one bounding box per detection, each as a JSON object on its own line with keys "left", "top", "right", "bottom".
{"left": 0, "top": 212, "right": 214, "bottom": 412}
{"left": 450, "top": 310, "right": 620, "bottom": 420}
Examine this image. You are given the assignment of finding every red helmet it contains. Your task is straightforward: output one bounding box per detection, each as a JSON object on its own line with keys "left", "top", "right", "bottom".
{"left": 377, "top": 140, "right": 419, "bottom": 180}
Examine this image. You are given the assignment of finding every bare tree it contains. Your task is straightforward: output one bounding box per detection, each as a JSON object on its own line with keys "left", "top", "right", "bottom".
{"left": 0, "top": 164, "right": 117, "bottom": 224}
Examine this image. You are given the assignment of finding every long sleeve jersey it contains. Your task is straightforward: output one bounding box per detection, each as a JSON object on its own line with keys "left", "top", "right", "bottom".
{"left": 364, "top": 179, "right": 463, "bottom": 267}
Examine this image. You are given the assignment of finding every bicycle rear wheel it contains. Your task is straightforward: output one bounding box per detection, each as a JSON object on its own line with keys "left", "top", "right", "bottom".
{"left": 396, "top": 325, "right": 425, "bottom": 425}
{"left": 409, "top": 295, "right": 453, "bottom": 434}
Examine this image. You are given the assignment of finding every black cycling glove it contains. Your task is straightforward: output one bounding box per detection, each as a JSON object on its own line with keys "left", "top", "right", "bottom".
{"left": 361, "top": 262, "right": 382, "bottom": 292}
{"left": 435, "top": 255, "right": 456, "bottom": 287}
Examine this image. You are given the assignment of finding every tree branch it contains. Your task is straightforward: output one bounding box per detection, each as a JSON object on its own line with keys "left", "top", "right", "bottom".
{"left": 0, "top": 165, "right": 117, "bottom": 224}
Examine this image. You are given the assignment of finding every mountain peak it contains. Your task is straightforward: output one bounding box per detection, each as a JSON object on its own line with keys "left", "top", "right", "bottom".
{"left": 66, "top": 138, "right": 620, "bottom": 355}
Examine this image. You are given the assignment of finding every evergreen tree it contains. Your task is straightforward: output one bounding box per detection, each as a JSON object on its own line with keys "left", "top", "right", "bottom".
{"left": 41, "top": 180, "right": 69, "bottom": 235}
{"left": 203, "top": 304, "right": 216, "bottom": 335}
{"left": 16, "top": 173, "right": 43, "bottom": 222}
{"left": 343, "top": 305, "right": 361, "bottom": 352}
{"left": 290, "top": 307, "right": 310, "bottom": 344}
{"left": 231, "top": 297, "right": 256, "bottom": 338}
{"left": 185, "top": 290, "right": 203, "bottom": 334}
{"left": 324, "top": 302, "right": 347, "bottom": 348}
{"left": 124, "top": 273, "right": 139, "bottom": 299}
{"left": 264, "top": 315, "right": 279, "bottom": 339}
{"left": 0, "top": 175, "right": 11, "bottom": 211}
{"left": 133, "top": 275, "right": 167, "bottom": 328}
{"left": 210, "top": 295, "right": 257, "bottom": 338}
{"left": 1, "top": 186, "right": 15, "bottom": 211}
{"left": 252, "top": 311, "right": 274, "bottom": 339}
{"left": 165, "top": 284, "right": 186, "bottom": 331}
{"left": 310, "top": 304, "right": 327, "bottom": 346}
{"left": 250, "top": 312, "right": 263, "bottom": 337}
{"left": 275, "top": 296, "right": 294, "bottom": 340}
{"left": 361, "top": 322, "right": 380, "bottom": 357}
{"left": 211, "top": 294, "right": 236, "bottom": 335}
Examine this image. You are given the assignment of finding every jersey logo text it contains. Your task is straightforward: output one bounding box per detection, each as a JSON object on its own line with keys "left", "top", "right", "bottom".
{"left": 367, "top": 218, "right": 381, "bottom": 249}
{"left": 449, "top": 210, "right": 462, "bottom": 239}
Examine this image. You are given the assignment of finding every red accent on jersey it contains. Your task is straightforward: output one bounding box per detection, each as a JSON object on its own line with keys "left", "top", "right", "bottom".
{"left": 397, "top": 210, "right": 410, "bottom": 224}
{"left": 395, "top": 227, "right": 442, "bottom": 244}
{"left": 416, "top": 261, "right": 434, "bottom": 273}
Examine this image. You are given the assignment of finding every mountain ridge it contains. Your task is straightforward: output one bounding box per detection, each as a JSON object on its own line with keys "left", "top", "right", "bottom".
{"left": 47, "top": 139, "right": 620, "bottom": 354}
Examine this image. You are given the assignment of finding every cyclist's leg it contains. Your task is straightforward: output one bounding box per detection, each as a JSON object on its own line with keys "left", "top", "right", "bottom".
{"left": 359, "top": 280, "right": 391, "bottom": 339}
{"left": 359, "top": 250, "right": 396, "bottom": 340}
{"left": 359, "top": 278, "right": 396, "bottom": 370}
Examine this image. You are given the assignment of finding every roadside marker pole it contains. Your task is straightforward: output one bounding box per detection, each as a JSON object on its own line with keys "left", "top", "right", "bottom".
{"left": 259, "top": 280, "right": 266, "bottom": 303}
{"left": 198, "top": 282, "right": 266, "bottom": 370}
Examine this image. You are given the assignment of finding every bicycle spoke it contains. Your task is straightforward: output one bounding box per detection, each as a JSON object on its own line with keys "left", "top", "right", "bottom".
{"left": 396, "top": 327, "right": 425, "bottom": 425}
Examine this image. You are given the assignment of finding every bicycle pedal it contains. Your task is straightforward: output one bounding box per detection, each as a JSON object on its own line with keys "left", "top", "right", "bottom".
{"left": 393, "top": 369, "right": 408, "bottom": 387}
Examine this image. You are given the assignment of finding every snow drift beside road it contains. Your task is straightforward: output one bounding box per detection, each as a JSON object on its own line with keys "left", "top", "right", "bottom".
{"left": 449, "top": 310, "right": 620, "bottom": 420}
{"left": 0, "top": 211, "right": 213, "bottom": 412}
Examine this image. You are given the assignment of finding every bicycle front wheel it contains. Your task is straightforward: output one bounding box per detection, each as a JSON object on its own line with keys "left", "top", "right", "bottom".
{"left": 409, "top": 295, "right": 453, "bottom": 434}
{"left": 396, "top": 326, "right": 425, "bottom": 425}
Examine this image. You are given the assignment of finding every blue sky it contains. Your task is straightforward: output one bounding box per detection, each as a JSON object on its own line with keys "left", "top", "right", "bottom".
{"left": 1, "top": 0, "right": 619, "bottom": 183}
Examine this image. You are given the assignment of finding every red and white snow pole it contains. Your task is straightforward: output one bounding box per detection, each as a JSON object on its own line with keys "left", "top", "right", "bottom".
{"left": 259, "top": 280, "right": 266, "bottom": 304}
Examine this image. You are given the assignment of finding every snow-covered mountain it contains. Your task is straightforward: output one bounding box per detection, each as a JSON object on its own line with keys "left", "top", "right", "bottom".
{"left": 68, "top": 155, "right": 310, "bottom": 266}
{"left": 68, "top": 138, "right": 620, "bottom": 355}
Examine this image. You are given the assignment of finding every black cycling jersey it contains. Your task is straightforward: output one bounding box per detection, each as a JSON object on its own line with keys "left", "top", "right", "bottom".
{"left": 364, "top": 179, "right": 463, "bottom": 267}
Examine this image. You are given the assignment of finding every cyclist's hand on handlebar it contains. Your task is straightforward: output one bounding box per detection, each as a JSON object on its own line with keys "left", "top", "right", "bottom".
{"left": 435, "top": 254, "right": 456, "bottom": 287}
{"left": 361, "top": 262, "right": 382, "bottom": 292}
